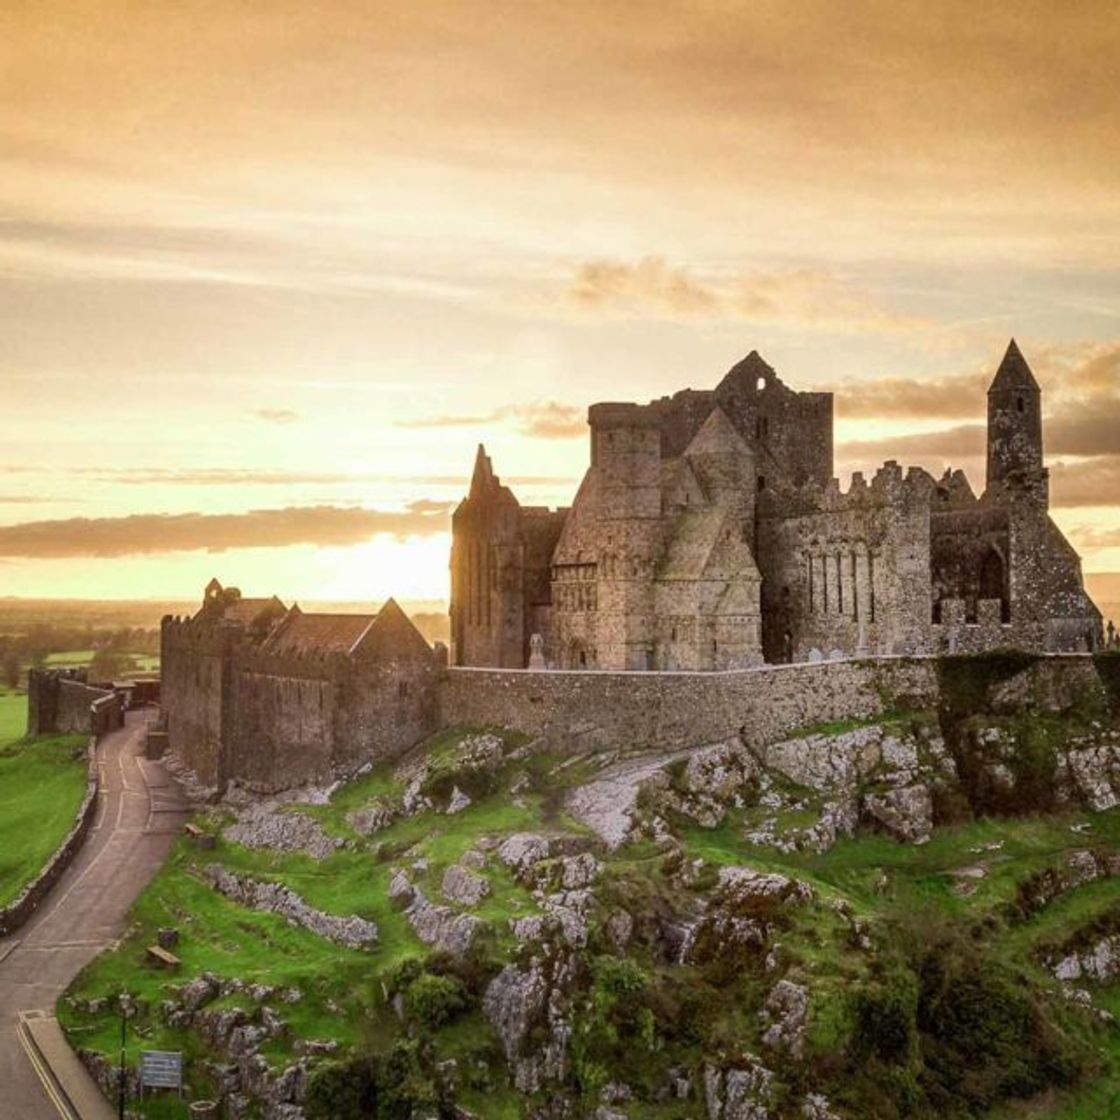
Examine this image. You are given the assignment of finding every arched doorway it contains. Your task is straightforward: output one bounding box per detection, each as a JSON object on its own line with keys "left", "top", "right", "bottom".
{"left": 979, "top": 547, "right": 1009, "bottom": 622}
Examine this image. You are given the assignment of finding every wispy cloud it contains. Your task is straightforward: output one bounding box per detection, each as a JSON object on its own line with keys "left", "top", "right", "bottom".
{"left": 1048, "top": 458, "right": 1120, "bottom": 509}
{"left": 563, "top": 258, "right": 932, "bottom": 334}
{"left": 834, "top": 371, "right": 990, "bottom": 421}
{"left": 833, "top": 339, "right": 1120, "bottom": 424}
{"left": 50, "top": 467, "right": 576, "bottom": 487}
{"left": 0, "top": 501, "right": 453, "bottom": 559}
{"left": 1067, "top": 525, "right": 1120, "bottom": 552}
{"left": 400, "top": 401, "right": 585, "bottom": 439}
{"left": 252, "top": 408, "right": 300, "bottom": 424}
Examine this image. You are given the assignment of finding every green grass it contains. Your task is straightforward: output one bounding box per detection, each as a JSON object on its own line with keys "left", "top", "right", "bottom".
{"left": 60, "top": 839, "right": 377, "bottom": 1095}
{"left": 0, "top": 726, "right": 89, "bottom": 907}
{"left": 61, "top": 718, "right": 1120, "bottom": 1118}
{"left": 785, "top": 707, "right": 924, "bottom": 740}
{"left": 59, "top": 732, "right": 573, "bottom": 1112}
{"left": 0, "top": 689, "right": 26, "bottom": 745}
{"left": 681, "top": 807, "right": 1116, "bottom": 919}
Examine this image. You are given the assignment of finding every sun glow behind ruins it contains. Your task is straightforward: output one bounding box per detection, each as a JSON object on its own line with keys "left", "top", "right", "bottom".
{"left": 0, "top": 2, "right": 1118, "bottom": 600}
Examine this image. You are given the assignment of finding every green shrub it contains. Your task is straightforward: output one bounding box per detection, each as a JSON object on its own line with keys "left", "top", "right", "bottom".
{"left": 589, "top": 955, "right": 649, "bottom": 1000}
{"left": 850, "top": 973, "right": 918, "bottom": 1065}
{"left": 305, "top": 1040, "right": 442, "bottom": 1120}
{"left": 837, "top": 919, "right": 1083, "bottom": 1117}
{"left": 572, "top": 956, "right": 657, "bottom": 1100}
{"left": 936, "top": 650, "right": 1039, "bottom": 727}
{"left": 305, "top": 1055, "right": 380, "bottom": 1119}
{"left": 403, "top": 973, "right": 468, "bottom": 1030}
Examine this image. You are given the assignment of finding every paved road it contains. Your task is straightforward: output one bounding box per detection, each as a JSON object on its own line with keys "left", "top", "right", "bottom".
{"left": 0, "top": 714, "right": 187, "bottom": 1119}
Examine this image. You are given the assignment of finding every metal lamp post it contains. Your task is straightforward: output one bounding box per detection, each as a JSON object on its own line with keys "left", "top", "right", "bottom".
{"left": 117, "top": 992, "right": 128, "bottom": 1120}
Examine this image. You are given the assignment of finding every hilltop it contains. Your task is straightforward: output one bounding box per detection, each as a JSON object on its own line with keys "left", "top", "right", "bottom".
{"left": 60, "top": 652, "right": 1120, "bottom": 1119}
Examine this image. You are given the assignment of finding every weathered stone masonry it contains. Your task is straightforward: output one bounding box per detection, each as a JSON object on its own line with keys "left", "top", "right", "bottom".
{"left": 161, "top": 582, "right": 440, "bottom": 792}
{"left": 451, "top": 341, "right": 1102, "bottom": 670}
{"left": 438, "top": 658, "right": 940, "bottom": 754}
{"left": 27, "top": 668, "right": 124, "bottom": 737}
{"left": 159, "top": 341, "right": 1108, "bottom": 794}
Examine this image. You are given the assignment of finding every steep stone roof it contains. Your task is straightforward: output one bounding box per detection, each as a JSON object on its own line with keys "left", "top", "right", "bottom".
{"left": 661, "top": 457, "right": 706, "bottom": 511}
{"left": 990, "top": 338, "right": 1040, "bottom": 393}
{"left": 352, "top": 598, "right": 434, "bottom": 661}
{"left": 658, "top": 507, "right": 760, "bottom": 582}
{"left": 552, "top": 471, "right": 600, "bottom": 565}
{"left": 684, "top": 405, "right": 750, "bottom": 458}
{"left": 223, "top": 597, "right": 285, "bottom": 625}
{"left": 262, "top": 607, "right": 377, "bottom": 656}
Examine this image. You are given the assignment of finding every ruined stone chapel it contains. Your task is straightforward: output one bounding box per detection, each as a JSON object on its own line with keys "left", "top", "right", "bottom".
{"left": 450, "top": 342, "right": 1103, "bottom": 670}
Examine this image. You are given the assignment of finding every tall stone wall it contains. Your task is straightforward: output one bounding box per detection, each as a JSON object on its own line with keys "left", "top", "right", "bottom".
{"left": 26, "top": 669, "right": 119, "bottom": 737}
{"left": 57, "top": 680, "right": 117, "bottom": 734}
{"left": 163, "top": 624, "right": 442, "bottom": 794}
{"left": 757, "top": 464, "right": 933, "bottom": 661}
{"left": 438, "top": 658, "right": 939, "bottom": 754}
{"left": 225, "top": 652, "right": 340, "bottom": 790}
{"left": 160, "top": 616, "right": 234, "bottom": 789}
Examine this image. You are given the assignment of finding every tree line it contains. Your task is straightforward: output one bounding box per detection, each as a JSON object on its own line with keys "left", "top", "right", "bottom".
{"left": 0, "top": 625, "right": 160, "bottom": 689}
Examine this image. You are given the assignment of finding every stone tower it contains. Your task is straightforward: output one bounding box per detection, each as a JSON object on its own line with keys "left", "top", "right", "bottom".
{"left": 987, "top": 339, "right": 1044, "bottom": 493}
{"left": 588, "top": 402, "right": 662, "bottom": 670}
{"left": 449, "top": 445, "right": 525, "bottom": 667}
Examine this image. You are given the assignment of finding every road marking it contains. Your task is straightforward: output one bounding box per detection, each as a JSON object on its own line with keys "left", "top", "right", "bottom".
{"left": 35, "top": 727, "right": 144, "bottom": 927}
{"left": 16, "top": 940, "right": 108, "bottom": 951}
{"left": 17, "top": 1012, "right": 76, "bottom": 1120}
{"left": 0, "top": 937, "right": 22, "bottom": 964}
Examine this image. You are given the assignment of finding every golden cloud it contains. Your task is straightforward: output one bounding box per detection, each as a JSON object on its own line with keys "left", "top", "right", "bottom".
{"left": 399, "top": 402, "right": 585, "bottom": 439}
{"left": 0, "top": 502, "right": 453, "bottom": 559}
{"left": 564, "top": 258, "right": 930, "bottom": 334}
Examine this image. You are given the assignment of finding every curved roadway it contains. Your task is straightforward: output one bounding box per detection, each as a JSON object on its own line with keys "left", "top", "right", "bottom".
{"left": 0, "top": 713, "right": 187, "bottom": 1118}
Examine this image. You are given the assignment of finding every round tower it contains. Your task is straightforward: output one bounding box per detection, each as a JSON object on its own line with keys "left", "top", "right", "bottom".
{"left": 987, "top": 338, "right": 1043, "bottom": 492}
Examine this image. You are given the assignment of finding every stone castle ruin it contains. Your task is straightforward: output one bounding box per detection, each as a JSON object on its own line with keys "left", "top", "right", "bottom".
{"left": 160, "top": 582, "right": 441, "bottom": 791}
{"left": 451, "top": 341, "right": 1102, "bottom": 669}
{"left": 159, "top": 341, "right": 1106, "bottom": 794}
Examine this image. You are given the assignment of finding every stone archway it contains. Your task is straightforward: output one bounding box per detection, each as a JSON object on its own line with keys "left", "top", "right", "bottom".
{"left": 979, "top": 546, "right": 1009, "bottom": 622}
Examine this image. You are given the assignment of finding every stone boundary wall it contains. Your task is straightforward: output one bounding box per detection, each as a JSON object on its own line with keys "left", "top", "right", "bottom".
{"left": 57, "top": 679, "right": 119, "bottom": 735}
{"left": 0, "top": 738, "right": 100, "bottom": 937}
{"left": 27, "top": 669, "right": 123, "bottom": 738}
{"left": 438, "top": 656, "right": 942, "bottom": 753}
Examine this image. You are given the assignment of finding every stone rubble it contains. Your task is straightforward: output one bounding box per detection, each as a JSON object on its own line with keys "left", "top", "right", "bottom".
{"left": 223, "top": 804, "right": 342, "bottom": 861}
{"left": 388, "top": 870, "right": 480, "bottom": 956}
{"left": 441, "top": 863, "right": 491, "bottom": 906}
{"left": 203, "top": 865, "right": 378, "bottom": 948}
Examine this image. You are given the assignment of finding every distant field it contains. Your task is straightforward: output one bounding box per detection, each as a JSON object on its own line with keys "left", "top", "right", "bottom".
{"left": 43, "top": 649, "right": 96, "bottom": 666}
{"left": 41, "top": 650, "right": 160, "bottom": 675}
{"left": 0, "top": 691, "right": 88, "bottom": 908}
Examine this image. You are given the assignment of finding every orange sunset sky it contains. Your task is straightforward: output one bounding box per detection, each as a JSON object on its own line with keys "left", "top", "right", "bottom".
{"left": 1, "top": 1, "right": 1118, "bottom": 605}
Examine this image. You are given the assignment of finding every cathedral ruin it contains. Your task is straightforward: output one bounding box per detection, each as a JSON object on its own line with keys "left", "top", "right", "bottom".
{"left": 156, "top": 340, "right": 1105, "bottom": 795}
{"left": 450, "top": 341, "right": 1103, "bottom": 670}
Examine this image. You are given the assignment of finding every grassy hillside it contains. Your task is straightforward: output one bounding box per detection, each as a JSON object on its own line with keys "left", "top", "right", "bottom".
{"left": 60, "top": 698, "right": 1120, "bottom": 1120}
{"left": 0, "top": 689, "right": 26, "bottom": 744}
{"left": 0, "top": 690, "right": 89, "bottom": 908}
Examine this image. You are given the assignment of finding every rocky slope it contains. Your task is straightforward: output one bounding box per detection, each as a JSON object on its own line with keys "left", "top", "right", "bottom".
{"left": 60, "top": 652, "right": 1120, "bottom": 1119}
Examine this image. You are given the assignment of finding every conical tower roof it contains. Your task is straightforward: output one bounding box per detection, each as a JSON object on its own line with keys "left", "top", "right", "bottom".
{"left": 989, "top": 339, "right": 1040, "bottom": 393}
